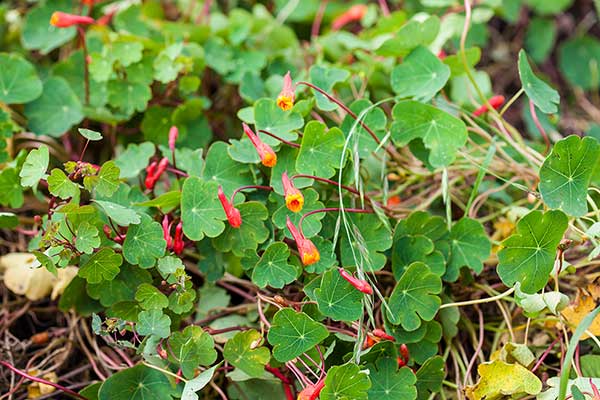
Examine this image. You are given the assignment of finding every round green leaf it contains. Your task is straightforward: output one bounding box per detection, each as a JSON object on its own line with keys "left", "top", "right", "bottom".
{"left": 445, "top": 218, "right": 491, "bottom": 282}
{"left": 93, "top": 200, "right": 141, "bottom": 227}
{"left": 0, "top": 53, "right": 42, "bottom": 104}
{"left": 309, "top": 65, "right": 350, "bottom": 111}
{"left": 47, "top": 168, "right": 79, "bottom": 199}
{"left": 296, "top": 121, "right": 346, "bottom": 179}
{"left": 79, "top": 128, "right": 103, "bottom": 141}
{"left": 25, "top": 77, "right": 84, "bottom": 137}
{"left": 78, "top": 248, "right": 123, "bottom": 284}
{"left": 497, "top": 210, "right": 568, "bottom": 294}
{"left": 98, "top": 364, "right": 173, "bottom": 400}
{"left": 75, "top": 222, "right": 101, "bottom": 254}
{"left": 168, "top": 325, "right": 217, "bottom": 379}
{"left": 558, "top": 35, "right": 600, "bottom": 90}
{"left": 136, "top": 309, "right": 171, "bottom": 338}
{"left": 123, "top": 214, "right": 167, "bottom": 268}
{"left": 253, "top": 98, "right": 303, "bottom": 145}
{"left": 539, "top": 135, "right": 600, "bottom": 217}
{"left": 135, "top": 283, "right": 169, "bottom": 310}
{"left": 223, "top": 329, "right": 270, "bottom": 378}
{"left": 391, "top": 46, "right": 450, "bottom": 102}
{"left": 212, "top": 202, "right": 269, "bottom": 257}
{"left": 251, "top": 242, "right": 299, "bottom": 289}
{"left": 180, "top": 177, "right": 226, "bottom": 241}
{"left": 267, "top": 308, "right": 329, "bottom": 362}
{"left": 391, "top": 101, "right": 467, "bottom": 168}
{"left": 21, "top": 1, "right": 76, "bottom": 54}
{"left": 314, "top": 268, "right": 363, "bottom": 322}
{"left": 387, "top": 262, "right": 442, "bottom": 331}
{"left": 368, "top": 359, "right": 417, "bottom": 400}
{"left": 19, "top": 145, "right": 49, "bottom": 187}
{"left": 340, "top": 213, "right": 392, "bottom": 271}
{"left": 321, "top": 363, "right": 371, "bottom": 400}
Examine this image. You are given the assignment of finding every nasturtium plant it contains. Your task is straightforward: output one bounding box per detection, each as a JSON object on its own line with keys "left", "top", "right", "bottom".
{"left": 1, "top": 1, "right": 599, "bottom": 399}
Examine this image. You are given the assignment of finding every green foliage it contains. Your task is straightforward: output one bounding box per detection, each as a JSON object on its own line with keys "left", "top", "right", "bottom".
{"left": 98, "top": 365, "right": 174, "bottom": 400}
{"left": 223, "top": 329, "right": 270, "bottom": 378}
{"left": 518, "top": 50, "right": 560, "bottom": 114}
{"left": 0, "top": 53, "right": 42, "bottom": 104}
{"left": 391, "top": 46, "right": 450, "bottom": 101}
{"left": 321, "top": 363, "right": 371, "bottom": 400}
{"left": 314, "top": 268, "right": 364, "bottom": 321}
{"left": 251, "top": 242, "right": 300, "bottom": 289}
{"left": 368, "top": 359, "right": 417, "bottom": 400}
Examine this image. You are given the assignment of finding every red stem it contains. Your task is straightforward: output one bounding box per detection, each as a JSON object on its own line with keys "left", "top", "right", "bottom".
{"left": 296, "top": 81, "right": 381, "bottom": 145}
{"left": 0, "top": 360, "right": 88, "bottom": 400}
{"left": 529, "top": 100, "right": 551, "bottom": 155}
{"left": 77, "top": 27, "right": 89, "bottom": 106}
{"left": 311, "top": 0, "right": 328, "bottom": 38}
{"left": 293, "top": 174, "right": 360, "bottom": 195}
{"left": 265, "top": 365, "right": 295, "bottom": 400}
{"left": 378, "top": 0, "right": 390, "bottom": 16}
{"left": 299, "top": 207, "right": 373, "bottom": 233}
{"left": 258, "top": 130, "right": 300, "bottom": 148}
{"left": 230, "top": 185, "right": 273, "bottom": 203}
{"left": 531, "top": 334, "right": 561, "bottom": 372}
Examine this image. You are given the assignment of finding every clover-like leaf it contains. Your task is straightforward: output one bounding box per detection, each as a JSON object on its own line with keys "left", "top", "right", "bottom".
{"left": 87, "top": 264, "right": 152, "bottom": 307}
{"left": 98, "top": 364, "right": 173, "bottom": 400}
{"left": 321, "top": 363, "right": 371, "bottom": 400}
{"left": 0, "top": 53, "right": 42, "bottom": 104}
{"left": 267, "top": 308, "right": 329, "bottom": 362}
{"left": 136, "top": 309, "right": 171, "bottom": 338}
{"left": 376, "top": 15, "right": 440, "bottom": 57}
{"left": 269, "top": 146, "right": 313, "bottom": 195}
{"left": 445, "top": 218, "right": 491, "bottom": 282}
{"left": 20, "top": 145, "right": 49, "bottom": 187}
{"left": 539, "top": 135, "right": 600, "bottom": 217}
{"left": 558, "top": 35, "right": 600, "bottom": 90}
{"left": 79, "top": 248, "right": 123, "bottom": 284}
{"left": 93, "top": 200, "right": 140, "bottom": 227}
{"left": 47, "top": 169, "right": 79, "bottom": 199}
{"left": 391, "top": 46, "right": 450, "bottom": 102}
{"left": 24, "top": 77, "right": 83, "bottom": 137}
{"left": 168, "top": 325, "right": 217, "bottom": 379}
{"left": 212, "top": 202, "right": 269, "bottom": 257}
{"left": 309, "top": 65, "right": 350, "bottom": 111}
{"left": 387, "top": 262, "right": 442, "bottom": 331}
{"left": 84, "top": 161, "right": 120, "bottom": 197}
{"left": 368, "top": 358, "right": 417, "bottom": 400}
{"left": 75, "top": 222, "right": 101, "bottom": 254}
{"left": 168, "top": 282, "right": 197, "bottom": 314}
{"left": 107, "top": 80, "right": 152, "bottom": 115}
{"left": 296, "top": 121, "right": 345, "bottom": 179}
{"left": 314, "top": 268, "right": 363, "bottom": 322}
{"left": 123, "top": 214, "right": 167, "bottom": 269}
{"left": 392, "top": 235, "right": 446, "bottom": 278}
{"left": 251, "top": 242, "right": 299, "bottom": 289}
{"left": 391, "top": 101, "right": 467, "bottom": 168}
{"left": 497, "top": 210, "right": 568, "bottom": 294}
{"left": 340, "top": 213, "right": 392, "bottom": 271}
{"left": 135, "top": 283, "right": 168, "bottom": 310}
{"left": 0, "top": 169, "right": 23, "bottom": 208}
{"left": 518, "top": 49, "right": 560, "bottom": 114}
{"left": 223, "top": 329, "right": 270, "bottom": 378}
{"left": 157, "top": 256, "right": 184, "bottom": 278}
{"left": 202, "top": 141, "right": 253, "bottom": 196}
{"left": 181, "top": 177, "right": 226, "bottom": 241}
{"left": 253, "top": 98, "right": 303, "bottom": 145}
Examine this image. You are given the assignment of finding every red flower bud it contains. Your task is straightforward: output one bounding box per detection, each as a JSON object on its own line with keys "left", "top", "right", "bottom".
{"left": 162, "top": 215, "right": 173, "bottom": 250}
{"left": 276, "top": 71, "right": 295, "bottom": 111}
{"left": 243, "top": 123, "right": 277, "bottom": 167}
{"left": 472, "top": 95, "right": 505, "bottom": 117}
{"left": 372, "top": 328, "right": 395, "bottom": 342}
{"left": 286, "top": 216, "right": 320, "bottom": 266}
{"left": 331, "top": 4, "right": 368, "bottom": 31}
{"left": 282, "top": 171, "right": 304, "bottom": 213}
{"left": 218, "top": 186, "right": 242, "bottom": 228}
{"left": 437, "top": 50, "right": 447, "bottom": 60}
{"left": 50, "top": 12, "right": 94, "bottom": 28}
{"left": 338, "top": 267, "right": 373, "bottom": 294}
{"left": 168, "top": 126, "right": 178, "bottom": 152}
{"left": 398, "top": 344, "right": 410, "bottom": 367}
{"left": 96, "top": 9, "right": 116, "bottom": 26}
{"left": 145, "top": 157, "right": 169, "bottom": 190}
{"left": 173, "top": 222, "right": 184, "bottom": 255}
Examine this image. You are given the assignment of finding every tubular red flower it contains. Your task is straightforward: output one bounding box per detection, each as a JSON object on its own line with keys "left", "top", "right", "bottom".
{"left": 243, "top": 123, "right": 277, "bottom": 167}
{"left": 338, "top": 267, "right": 373, "bottom": 294}
{"left": 372, "top": 328, "right": 395, "bottom": 342}
{"left": 282, "top": 171, "right": 304, "bottom": 213}
{"left": 331, "top": 4, "right": 368, "bottom": 31}
{"left": 297, "top": 379, "right": 325, "bottom": 400}
{"left": 437, "top": 50, "right": 447, "bottom": 60}
{"left": 286, "top": 216, "right": 320, "bottom": 265}
{"left": 218, "top": 186, "right": 242, "bottom": 228}
{"left": 50, "top": 12, "right": 94, "bottom": 28}
{"left": 144, "top": 161, "right": 158, "bottom": 190}
{"left": 168, "top": 126, "right": 178, "bottom": 152}
{"left": 162, "top": 215, "right": 173, "bottom": 250}
{"left": 277, "top": 71, "right": 295, "bottom": 111}
{"left": 398, "top": 344, "right": 410, "bottom": 367}
{"left": 472, "top": 95, "right": 505, "bottom": 117}
{"left": 96, "top": 9, "right": 116, "bottom": 26}
{"left": 173, "top": 222, "right": 184, "bottom": 255}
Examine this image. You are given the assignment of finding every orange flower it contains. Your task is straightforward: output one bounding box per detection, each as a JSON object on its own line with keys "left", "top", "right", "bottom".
{"left": 50, "top": 12, "right": 94, "bottom": 28}
{"left": 243, "top": 123, "right": 277, "bottom": 168}
{"left": 277, "top": 71, "right": 295, "bottom": 111}
{"left": 473, "top": 95, "right": 505, "bottom": 117}
{"left": 282, "top": 171, "right": 304, "bottom": 213}
{"left": 331, "top": 4, "right": 368, "bottom": 31}
{"left": 218, "top": 186, "right": 242, "bottom": 228}
{"left": 297, "top": 380, "right": 325, "bottom": 400}
{"left": 286, "top": 216, "right": 320, "bottom": 265}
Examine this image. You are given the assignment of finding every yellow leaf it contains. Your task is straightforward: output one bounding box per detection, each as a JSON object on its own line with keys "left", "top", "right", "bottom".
{"left": 465, "top": 360, "right": 542, "bottom": 400}
{"left": 561, "top": 291, "right": 600, "bottom": 340}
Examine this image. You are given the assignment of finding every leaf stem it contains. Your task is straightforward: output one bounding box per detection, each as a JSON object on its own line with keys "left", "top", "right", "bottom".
{"left": 439, "top": 286, "right": 515, "bottom": 309}
{"left": 230, "top": 185, "right": 273, "bottom": 203}
{"left": 0, "top": 360, "right": 88, "bottom": 400}
{"left": 299, "top": 207, "right": 372, "bottom": 234}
